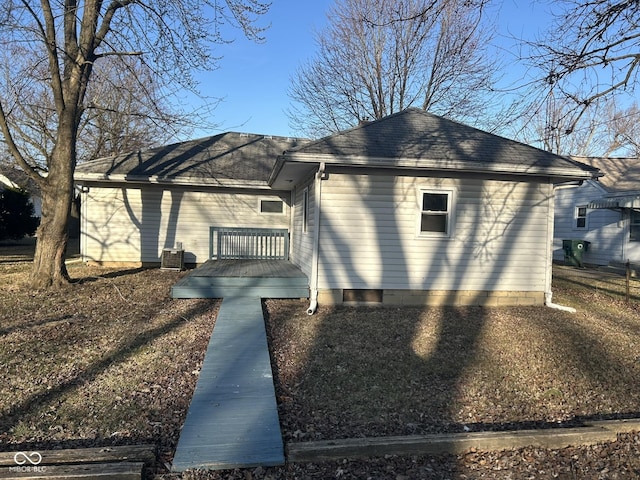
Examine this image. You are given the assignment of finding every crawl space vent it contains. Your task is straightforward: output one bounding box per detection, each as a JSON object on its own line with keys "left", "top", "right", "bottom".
{"left": 343, "top": 289, "right": 383, "bottom": 303}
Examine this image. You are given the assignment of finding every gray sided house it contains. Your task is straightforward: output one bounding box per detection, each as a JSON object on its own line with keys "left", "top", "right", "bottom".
{"left": 75, "top": 108, "right": 599, "bottom": 307}
{"left": 554, "top": 156, "right": 640, "bottom": 267}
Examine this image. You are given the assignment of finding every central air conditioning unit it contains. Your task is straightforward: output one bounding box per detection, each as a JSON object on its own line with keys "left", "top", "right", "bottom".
{"left": 161, "top": 243, "right": 184, "bottom": 271}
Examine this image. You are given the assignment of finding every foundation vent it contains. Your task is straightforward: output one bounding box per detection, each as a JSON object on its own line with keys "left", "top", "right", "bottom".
{"left": 343, "top": 289, "right": 383, "bottom": 304}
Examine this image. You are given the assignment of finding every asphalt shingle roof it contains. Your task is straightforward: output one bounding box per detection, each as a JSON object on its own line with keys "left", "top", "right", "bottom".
{"left": 286, "top": 108, "right": 600, "bottom": 177}
{"left": 76, "top": 109, "right": 600, "bottom": 186}
{"left": 571, "top": 156, "right": 640, "bottom": 193}
{"left": 75, "top": 133, "right": 303, "bottom": 186}
{"left": 0, "top": 165, "right": 40, "bottom": 195}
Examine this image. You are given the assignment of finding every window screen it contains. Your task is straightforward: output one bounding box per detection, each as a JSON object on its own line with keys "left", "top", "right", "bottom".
{"left": 576, "top": 206, "right": 587, "bottom": 228}
{"left": 420, "top": 191, "right": 451, "bottom": 234}
{"left": 260, "top": 200, "right": 284, "bottom": 214}
{"left": 631, "top": 210, "right": 640, "bottom": 241}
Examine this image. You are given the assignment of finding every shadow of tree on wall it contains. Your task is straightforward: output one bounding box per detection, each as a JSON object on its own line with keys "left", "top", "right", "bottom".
{"left": 264, "top": 114, "right": 640, "bottom": 477}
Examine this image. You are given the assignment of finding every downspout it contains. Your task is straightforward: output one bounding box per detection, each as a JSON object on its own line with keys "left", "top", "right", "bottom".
{"left": 545, "top": 181, "right": 581, "bottom": 313}
{"left": 80, "top": 185, "right": 89, "bottom": 264}
{"left": 307, "top": 162, "right": 326, "bottom": 315}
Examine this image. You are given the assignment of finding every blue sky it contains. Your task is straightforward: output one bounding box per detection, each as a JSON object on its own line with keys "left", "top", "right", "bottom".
{"left": 196, "top": 0, "right": 555, "bottom": 139}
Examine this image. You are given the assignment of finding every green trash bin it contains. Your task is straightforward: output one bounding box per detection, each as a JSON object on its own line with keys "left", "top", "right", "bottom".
{"left": 563, "top": 239, "right": 590, "bottom": 267}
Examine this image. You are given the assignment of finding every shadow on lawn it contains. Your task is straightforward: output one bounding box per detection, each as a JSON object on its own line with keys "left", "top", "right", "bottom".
{"left": 0, "top": 314, "right": 82, "bottom": 337}
{"left": 0, "top": 256, "right": 34, "bottom": 264}
{"left": 265, "top": 115, "right": 640, "bottom": 477}
{"left": 554, "top": 274, "right": 640, "bottom": 304}
{"left": 71, "top": 266, "right": 149, "bottom": 283}
{"left": 268, "top": 299, "right": 640, "bottom": 477}
{"left": 0, "top": 299, "right": 214, "bottom": 451}
{"left": 268, "top": 303, "right": 489, "bottom": 438}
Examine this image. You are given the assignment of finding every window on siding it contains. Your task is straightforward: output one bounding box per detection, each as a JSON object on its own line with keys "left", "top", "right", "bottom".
{"left": 419, "top": 189, "right": 453, "bottom": 236}
{"left": 302, "top": 187, "right": 309, "bottom": 233}
{"left": 631, "top": 210, "right": 640, "bottom": 242}
{"left": 260, "top": 199, "right": 284, "bottom": 214}
{"left": 575, "top": 205, "right": 588, "bottom": 229}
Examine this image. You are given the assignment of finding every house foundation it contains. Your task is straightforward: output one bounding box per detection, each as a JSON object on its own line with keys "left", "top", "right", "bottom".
{"left": 318, "top": 289, "right": 544, "bottom": 307}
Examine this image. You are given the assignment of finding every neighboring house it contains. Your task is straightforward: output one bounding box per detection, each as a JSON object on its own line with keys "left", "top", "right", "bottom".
{"left": 554, "top": 156, "right": 640, "bottom": 266}
{"left": 0, "top": 165, "right": 42, "bottom": 218}
{"left": 75, "top": 108, "right": 599, "bottom": 307}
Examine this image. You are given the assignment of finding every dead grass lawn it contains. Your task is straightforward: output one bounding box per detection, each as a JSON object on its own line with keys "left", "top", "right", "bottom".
{"left": 265, "top": 267, "right": 640, "bottom": 442}
{"left": 0, "top": 247, "right": 218, "bottom": 463}
{"left": 2, "top": 241, "right": 640, "bottom": 478}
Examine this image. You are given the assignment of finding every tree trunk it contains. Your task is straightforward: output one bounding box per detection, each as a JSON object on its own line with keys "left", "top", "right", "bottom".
{"left": 31, "top": 189, "right": 72, "bottom": 289}
{"left": 30, "top": 136, "right": 75, "bottom": 289}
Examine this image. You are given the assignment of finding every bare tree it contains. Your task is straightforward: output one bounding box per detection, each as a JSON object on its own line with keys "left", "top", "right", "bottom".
{"left": 607, "top": 103, "right": 640, "bottom": 157}
{"left": 79, "top": 56, "right": 198, "bottom": 161}
{"left": 519, "top": 92, "right": 640, "bottom": 157}
{"left": 0, "top": 53, "right": 185, "bottom": 167}
{"left": 287, "top": 0, "right": 499, "bottom": 137}
{"left": 0, "top": 0, "right": 269, "bottom": 288}
{"left": 531, "top": 0, "right": 640, "bottom": 135}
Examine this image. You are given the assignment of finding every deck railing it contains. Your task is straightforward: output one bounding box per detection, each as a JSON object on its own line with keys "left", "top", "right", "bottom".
{"left": 210, "top": 227, "right": 290, "bottom": 260}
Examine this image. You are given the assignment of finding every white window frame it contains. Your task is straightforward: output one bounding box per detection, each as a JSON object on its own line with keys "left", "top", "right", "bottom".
{"left": 630, "top": 209, "right": 640, "bottom": 242}
{"left": 417, "top": 187, "right": 455, "bottom": 238}
{"left": 258, "top": 198, "right": 285, "bottom": 215}
{"left": 302, "top": 187, "right": 309, "bottom": 234}
{"left": 574, "top": 205, "right": 588, "bottom": 230}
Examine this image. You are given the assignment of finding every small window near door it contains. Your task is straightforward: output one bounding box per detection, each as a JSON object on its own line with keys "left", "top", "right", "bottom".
{"left": 575, "top": 205, "right": 588, "bottom": 229}
{"left": 302, "top": 187, "right": 309, "bottom": 233}
{"left": 631, "top": 210, "right": 640, "bottom": 241}
{"left": 418, "top": 189, "right": 453, "bottom": 236}
{"left": 260, "top": 199, "right": 284, "bottom": 214}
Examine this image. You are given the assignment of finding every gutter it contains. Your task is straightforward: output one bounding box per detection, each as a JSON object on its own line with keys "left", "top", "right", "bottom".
{"left": 282, "top": 152, "right": 600, "bottom": 181}
{"left": 307, "top": 162, "right": 326, "bottom": 315}
{"left": 73, "top": 173, "right": 272, "bottom": 190}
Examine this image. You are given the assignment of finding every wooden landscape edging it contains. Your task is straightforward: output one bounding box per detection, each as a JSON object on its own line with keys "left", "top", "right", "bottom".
{"left": 0, "top": 444, "right": 155, "bottom": 480}
{"left": 286, "top": 419, "right": 640, "bottom": 463}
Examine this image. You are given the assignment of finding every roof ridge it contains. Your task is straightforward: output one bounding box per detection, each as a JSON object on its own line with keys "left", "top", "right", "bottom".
{"left": 286, "top": 108, "right": 419, "bottom": 153}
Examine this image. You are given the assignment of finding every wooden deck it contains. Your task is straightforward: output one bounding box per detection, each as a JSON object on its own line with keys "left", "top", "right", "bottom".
{"left": 172, "top": 296, "right": 285, "bottom": 471}
{"left": 170, "top": 260, "right": 308, "bottom": 471}
{"left": 171, "top": 259, "right": 309, "bottom": 299}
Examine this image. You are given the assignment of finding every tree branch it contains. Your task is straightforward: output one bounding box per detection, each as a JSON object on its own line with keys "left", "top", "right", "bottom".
{"left": 94, "top": 0, "right": 136, "bottom": 49}
{"left": 0, "top": 100, "right": 45, "bottom": 185}
{"left": 35, "top": 0, "right": 66, "bottom": 114}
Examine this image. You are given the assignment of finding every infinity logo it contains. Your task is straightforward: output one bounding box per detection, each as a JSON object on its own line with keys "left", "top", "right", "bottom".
{"left": 13, "top": 451, "right": 42, "bottom": 465}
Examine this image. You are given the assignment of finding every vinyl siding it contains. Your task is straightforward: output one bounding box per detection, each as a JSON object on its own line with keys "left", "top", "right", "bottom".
{"left": 553, "top": 181, "right": 626, "bottom": 265}
{"left": 289, "top": 175, "right": 315, "bottom": 278}
{"left": 317, "top": 173, "right": 552, "bottom": 292}
{"left": 81, "top": 185, "right": 290, "bottom": 264}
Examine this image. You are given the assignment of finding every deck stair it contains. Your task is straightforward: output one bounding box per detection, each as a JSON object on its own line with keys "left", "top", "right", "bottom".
{"left": 171, "top": 296, "right": 284, "bottom": 471}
